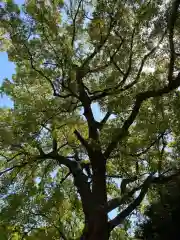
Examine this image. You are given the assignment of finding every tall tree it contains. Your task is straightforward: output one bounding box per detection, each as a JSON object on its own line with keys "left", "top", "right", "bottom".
{"left": 0, "top": 0, "right": 180, "bottom": 239}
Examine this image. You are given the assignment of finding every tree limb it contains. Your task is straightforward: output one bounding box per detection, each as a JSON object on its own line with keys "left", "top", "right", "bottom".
{"left": 74, "top": 129, "right": 91, "bottom": 152}
{"left": 24, "top": 43, "right": 63, "bottom": 98}
{"left": 117, "top": 27, "right": 136, "bottom": 87}
{"left": 109, "top": 39, "right": 125, "bottom": 76}
{"left": 0, "top": 162, "right": 29, "bottom": 177}
{"left": 108, "top": 174, "right": 154, "bottom": 231}
{"left": 0, "top": 155, "right": 45, "bottom": 177}
{"left": 0, "top": 152, "right": 25, "bottom": 162}
{"left": 90, "top": 30, "right": 166, "bottom": 102}
{"left": 104, "top": 72, "right": 180, "bottom": 159}
{"left": 153, "top": 169, "right": 180, "bottom": 184}
{"left": 168, "top": 0, "right": 180, "bottom": 83}
{"left": 71, "top": 0, "right": 83, "bottom": 47}
{"left": 81, "top": 16, "right": 115, "bottom": 69}
{"left": 108, "top": 166, "right": 180, "bottom": 231}
{"left": 60, "top": 171, "right": 71, "bottom": 184}
{"left": 107, "top": 180, "right": 140, "bottom": 213}
{"left": 74, "top": 17, "right": 116, "bottom": 139}
{"left": 95, "top": 111, "right": 112, "bottom": 131}
{"left": 129, "top": 131, "right": 167, "bottom": 158}
{"left": 49, "top": 152, "right": 93, "bottom": 222}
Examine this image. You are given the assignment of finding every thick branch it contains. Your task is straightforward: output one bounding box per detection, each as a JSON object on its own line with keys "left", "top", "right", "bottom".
{"left": 60, "top": 172, "right": 71, "bottom": 184}
{"left": 74, "top": 129, "right": 91, "bottom": 152}
{"left": 108, "top": 167, "right": 180, "bottom": 231}
{"left": 109, "top": 174, "right": 153, "bottom": 231}
{"left": 153, "top": 169, "right": 180, "bottom": 184}
{"left": 100, "top": 111, "right": 111, "bottom": 126}
{"left": 104, "top": 72, "right": 180, "bottom": 159}
{"left": 107, "top": 180, "right": 140, "bottom": 213}
{"left": 95, "top": 111, "right": 112, "bottom": 131}
{"left": 50, "top": 152, "right": 93, "bottom": 221}
{"left": 76, "top": 75, "right": 99, "bottom": 140}
{"left": 104, "top": 96, "right": 141, "bottom": 159}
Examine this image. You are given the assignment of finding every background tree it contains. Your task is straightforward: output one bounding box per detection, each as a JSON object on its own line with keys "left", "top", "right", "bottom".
{"left": 0, "top": 0, "right": 180, "bottom": 239}
{"left": 135, "top": 177, "right": 180, "bottom": 240}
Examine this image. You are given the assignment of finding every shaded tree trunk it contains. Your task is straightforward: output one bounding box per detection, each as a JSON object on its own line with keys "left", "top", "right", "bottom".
{"left": 82, "top": 221, "right": 109, "bottom": 240}
{"left": 80, "top": 154, "right": 110, "bottom": 240}
{"left": 80, "top": 208, "right": 110, "bottom": 240}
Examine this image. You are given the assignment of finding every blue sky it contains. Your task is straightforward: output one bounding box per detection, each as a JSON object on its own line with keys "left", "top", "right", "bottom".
{"left": 0, "top": 0, "right": 24, "bottom": 107}
{"left": 0, "top": 52, "right": 15, "bottom": 108}
{"left": 14, "top": 0, "right": 25, "bottom": 4}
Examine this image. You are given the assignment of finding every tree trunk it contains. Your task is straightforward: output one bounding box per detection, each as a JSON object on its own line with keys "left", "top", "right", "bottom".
{"left": 81, "top": 153, "right": 110, "bottom": 240}
{"left": 80, "top": 214, "right": 110, "bottom": 240}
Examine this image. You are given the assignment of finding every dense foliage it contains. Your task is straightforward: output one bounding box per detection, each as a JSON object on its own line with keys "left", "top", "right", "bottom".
{"left": 0, "top": 0, "right": 180, "bottom": 239}
{"left": 135, "top": 177, "right": 180, "bottom": 240}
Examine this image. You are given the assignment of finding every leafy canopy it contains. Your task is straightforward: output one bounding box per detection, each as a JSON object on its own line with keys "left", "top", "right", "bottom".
{"left": 0, "top": 0, "right": 180, "bottom": 239}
